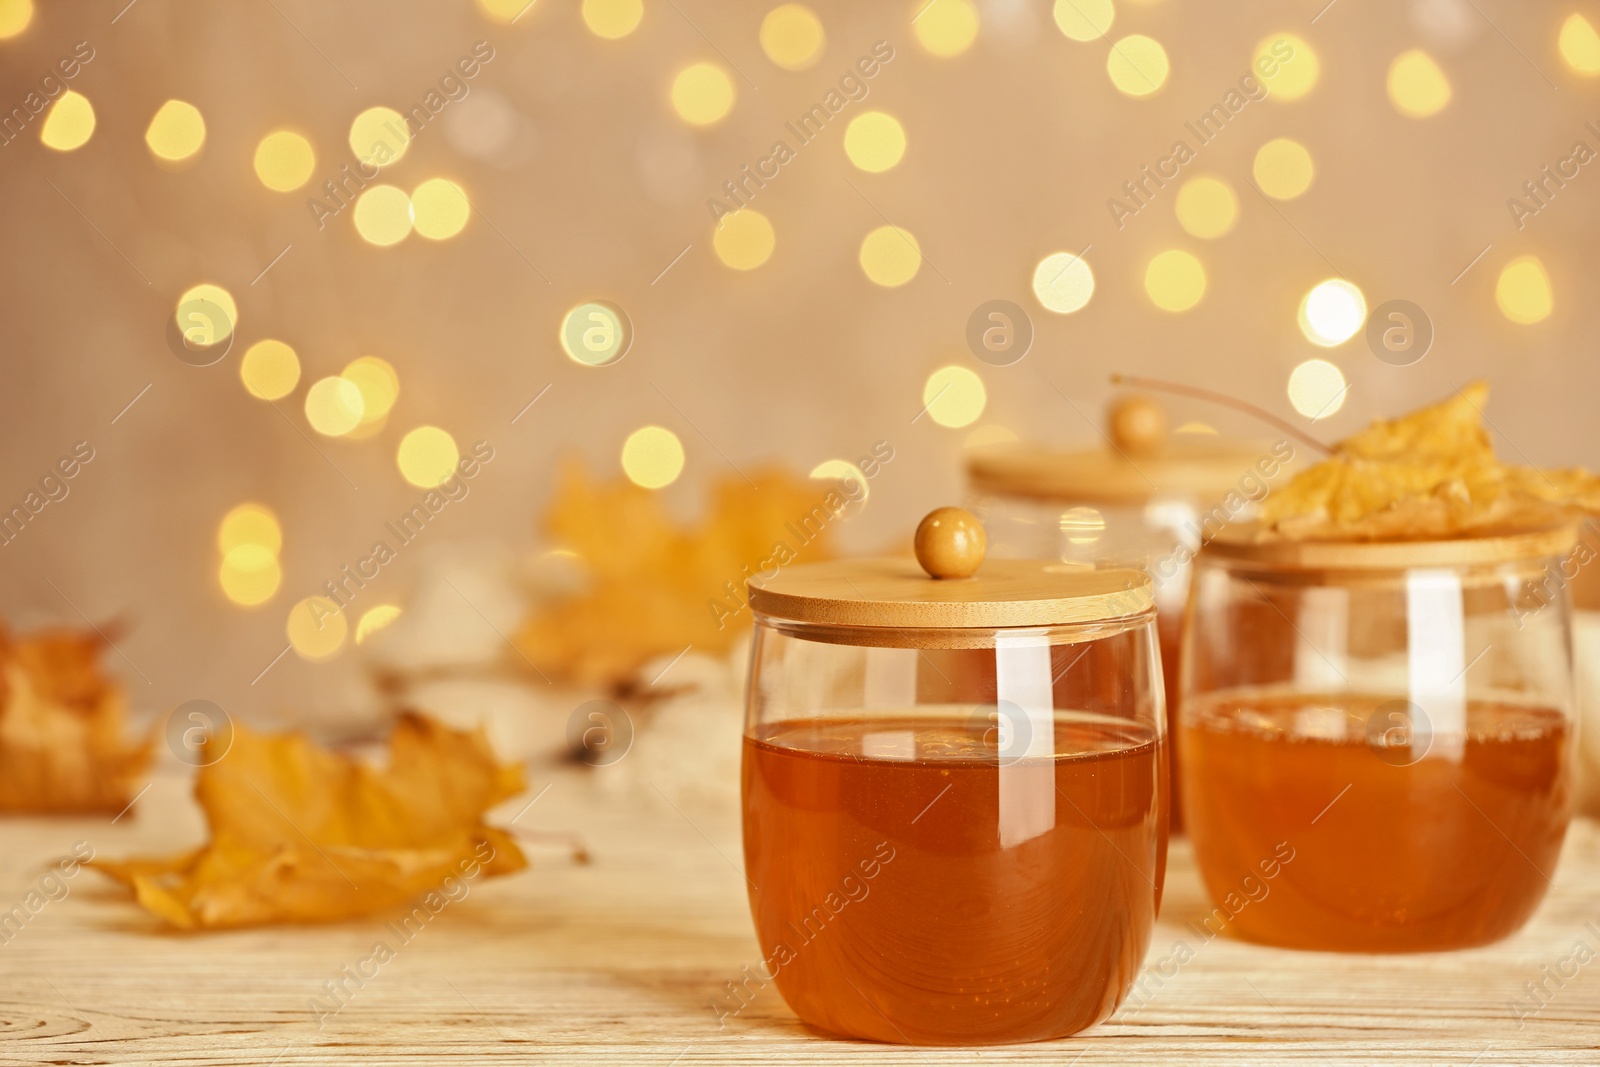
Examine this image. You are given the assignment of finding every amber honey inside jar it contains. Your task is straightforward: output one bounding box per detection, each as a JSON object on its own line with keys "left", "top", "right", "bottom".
{"left": 741, "top": 519, "right": 1167, "bottom": 1045}
{"left": 1181, "top": 527, "right": 1578, "bottom": 952}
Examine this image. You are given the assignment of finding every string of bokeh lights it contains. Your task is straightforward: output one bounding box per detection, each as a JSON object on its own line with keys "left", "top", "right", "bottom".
{"left": 5, "top": 0, "right": 1593, "bottom": 663}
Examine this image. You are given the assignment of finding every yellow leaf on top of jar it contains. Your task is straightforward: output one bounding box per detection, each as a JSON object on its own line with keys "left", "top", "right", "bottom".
{"left": 515, "top": 462, "right": 841, "bottom": 688}
{"left": 0, "top": 626, "right": 150, "bottom": 814}
{"left": 1257, "top": 382, "right": 1600, "bottom": 540}
{"left": 92, "top": 714, "right": 526, "bottom": 929}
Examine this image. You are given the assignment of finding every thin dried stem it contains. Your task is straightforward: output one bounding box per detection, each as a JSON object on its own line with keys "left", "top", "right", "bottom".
{"left": 1111, "top": 374, "right": 1334, "bottom": 455}
{"left": 513, "top": 829, "right": 592, "bottom": 865}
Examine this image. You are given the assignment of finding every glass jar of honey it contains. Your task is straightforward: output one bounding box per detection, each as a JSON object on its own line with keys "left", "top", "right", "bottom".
{"left": 741, "top": 508, "right": 1167, "bottom": 1045}
{"left": 1182, "top": 523, "right": 1579, "bottom": 952}
{"left": 1566, "top": 519, "right": 1600, "bottom": 813}
{"left": 967, "top": 396, "right": 1299, "bottom": 831}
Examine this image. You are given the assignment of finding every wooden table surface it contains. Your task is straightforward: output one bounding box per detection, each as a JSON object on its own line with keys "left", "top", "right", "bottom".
{"left": 3, "top": 762, "right": 1598, "bottom": 1066}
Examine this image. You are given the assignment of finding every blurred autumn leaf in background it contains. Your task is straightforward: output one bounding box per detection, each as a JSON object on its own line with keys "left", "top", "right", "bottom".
{"left": 0, "top": 625, "right": 149, "bottom": 813}
{"left": 516, "top": 463, "right": 845, "bottom": 687}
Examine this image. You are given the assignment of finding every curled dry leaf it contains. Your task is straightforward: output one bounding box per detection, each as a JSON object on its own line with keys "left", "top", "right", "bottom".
{"left": 516, "top": 462, "right": 841, "bottom": 687}
{"left": 93, "top": 713, "right": 527, "bottom": 929}
{"left": 1259, "top": 382, "right": 1600, "bottom": 541}
{"left": 0, "top": 626, "right": 149, "bottom": 814}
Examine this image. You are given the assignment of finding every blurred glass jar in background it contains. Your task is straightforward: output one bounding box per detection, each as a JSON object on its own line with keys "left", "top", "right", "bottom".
{"left": 1566, "top": 521, "right": 1600, "bottom": 814}
{"left": 1182, "top": 524, "right": 1579, "bottom": 952}
{"left": 967, "top": 396, "right": 1298, "bottom": 830}
{"left": 741, "top": 520, "right": 1166, "bottom": 1045}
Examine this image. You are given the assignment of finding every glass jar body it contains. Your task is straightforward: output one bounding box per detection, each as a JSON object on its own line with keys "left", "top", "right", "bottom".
{"left": 972, "top": 490, "right": 1202, "bottom": 829}
{"left": 1181, "top": 552, "right": 1576, "bottom": 952}
{"left": 741, "top": 613, "right": 1167, "bottom": 1044}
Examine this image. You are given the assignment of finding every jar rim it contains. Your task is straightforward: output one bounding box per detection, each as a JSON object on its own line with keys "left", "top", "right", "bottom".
{"left": 746, "top": 557, "right": 1153, "bottom": 630}
{"left": 1201, "top": 520, "right": 1580, "bottom": 570}
{"left": 752, "top": 612, "right": 1157, "bottom": 649}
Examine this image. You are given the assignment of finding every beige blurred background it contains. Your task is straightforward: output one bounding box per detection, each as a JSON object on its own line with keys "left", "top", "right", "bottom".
{"left": 0, "top": 0, "right": 1596, "bottom": 727}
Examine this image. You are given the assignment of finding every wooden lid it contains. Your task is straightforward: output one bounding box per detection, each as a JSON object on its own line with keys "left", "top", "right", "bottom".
{"left": 747, "top": 557, "right": 1153, "bottom": 630}
{"left": 967, "top": 436, "right": 1284, "bottom": 505}
{"left": 1202, "top": 521, "right": 1580, "bottom": 570}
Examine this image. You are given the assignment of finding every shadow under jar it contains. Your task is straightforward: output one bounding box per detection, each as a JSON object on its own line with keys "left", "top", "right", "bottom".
{"left": 1181, "top": 524, "right": 1579, "bottom": 952}
{"left": 743, "top": 556, "right": 1167, "bottom": 1045}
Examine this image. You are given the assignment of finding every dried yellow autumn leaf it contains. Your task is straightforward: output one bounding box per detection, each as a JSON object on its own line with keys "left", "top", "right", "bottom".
{"left": 1260, "top": 382, "right": 1600, "bottom": 540}
{"left": 517, "top": 462, "right": 842, "bottom": 686}
{"left": 93, "top": 714, "right": 526, "bottom": 928}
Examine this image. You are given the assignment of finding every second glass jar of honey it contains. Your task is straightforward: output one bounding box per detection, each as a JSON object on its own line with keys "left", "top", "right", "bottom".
{"left": 741, "top": 509, "right": 1168, "bottom": 1044}
{"left": 1182, "top": 522, "right": 1579, "bottom": 952}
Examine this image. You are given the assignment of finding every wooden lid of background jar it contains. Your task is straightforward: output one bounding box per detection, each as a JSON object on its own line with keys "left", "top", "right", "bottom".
{"left": 747, "top": 507, "right": 1154, "bottom": 638}
{"left": 966, "top": 395, "right": 1289, "bottom": 505}
{"left": 1201, "top": 520, "right": 1581, "bottom": 571}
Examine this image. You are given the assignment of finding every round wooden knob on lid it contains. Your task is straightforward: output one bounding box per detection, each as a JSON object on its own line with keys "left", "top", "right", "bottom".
{"left": 1108, "top": 394, "right": 1167, "bottom": 457}
{"left": 914, "top": 507, "right": 987, "bottom": 579}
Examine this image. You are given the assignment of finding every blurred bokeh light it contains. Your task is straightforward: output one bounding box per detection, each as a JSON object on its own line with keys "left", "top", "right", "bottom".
{"left": 253, "top": 130, "right": 315, "bottom": 191}
{"left": 144, "top": 99, "right": 205, "bottom": 162}
{"left": 760, "top": 3, "right": 825, "bottom": 70}
{"left": 40, "top": 90, "right": 94, "bottom": 151}
{"left": 621, "top": 426, "right": 685, "bottom": 488}
{"left": 397, "top": 426, "right": 460, "bottom": 487}
{"left": 671, "top": 63, "right": 735, "bottom": 126}
{"left": 239, "top": 340, "right": 302, "bottom": 401}
{"left": 1298, "top": 279, "right": 1367, "bottom": 347}
{"left": 923, "top": 366, "right": 986, "bottom": 428}
{"left": 1496, "top": 256, "right": 1553, "bottom": 325}
{"left": 217, "top": 503, "right": 283, "bottom": 556}
{"left": 305, "top": 377, "right": 366, "bottom": 436}
{"left": 1287, "top": 358, "right": 1348, "bottom": 418}
{"left": 1144, "top": 250, "right": 1206, "bottom": 312}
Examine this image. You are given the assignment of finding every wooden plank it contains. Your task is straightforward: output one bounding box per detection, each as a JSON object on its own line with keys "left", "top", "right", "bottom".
{"left": 0, "top": 765, "right": 1595, "bottom": 1065}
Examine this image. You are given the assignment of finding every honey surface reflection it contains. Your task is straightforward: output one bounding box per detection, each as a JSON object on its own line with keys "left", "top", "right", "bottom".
{"left": 1182, "top": 691, "right": 1571, "bottom": 952}
{"left": 741, "top": 713, "right": 1165, "bottom": 1045}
